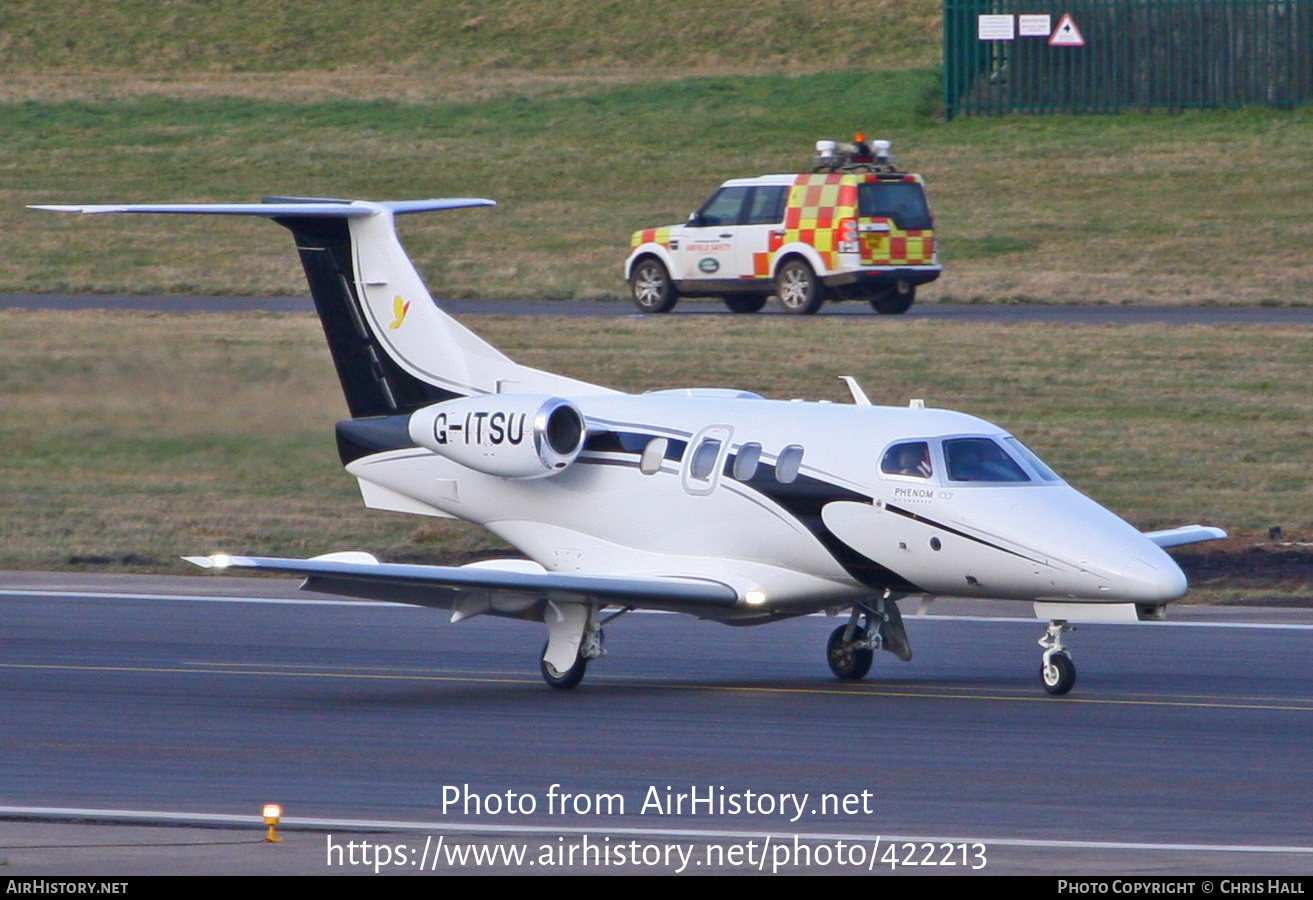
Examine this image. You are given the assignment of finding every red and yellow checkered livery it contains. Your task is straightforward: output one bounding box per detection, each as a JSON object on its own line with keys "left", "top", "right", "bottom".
{"left": 750, "top": 173, "right": 936, "bottom": 278}
{"left": 631, "top": 226, "right": 673, "bottom": 250}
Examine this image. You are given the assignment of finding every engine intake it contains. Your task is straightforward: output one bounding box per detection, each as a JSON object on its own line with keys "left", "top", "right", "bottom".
{"left": 408, "top": 394, "right": 585, "bottom": 478}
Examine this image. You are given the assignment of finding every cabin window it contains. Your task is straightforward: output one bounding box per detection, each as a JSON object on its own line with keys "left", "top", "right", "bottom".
{"left": 639, "top": 437, "right": 668, "bottom": 475}
{"left": 776, "top": 445, "right": 804, "bottom": 484}
{"left": 690, "top": 439, "right": 722, "bottom": 481}
{"left": 881, "top": 441, "right": 933, "bottom": 478}
{"left": 733, "top": 443, "right": 762, "bottom": 480}
{"left": 943, "top": 438, "right": 1030, "bottom": 483}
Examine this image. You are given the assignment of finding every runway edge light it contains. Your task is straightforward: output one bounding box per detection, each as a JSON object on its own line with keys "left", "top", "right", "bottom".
{"left": 263, "top": 803, "right": 283, "bottom": 843}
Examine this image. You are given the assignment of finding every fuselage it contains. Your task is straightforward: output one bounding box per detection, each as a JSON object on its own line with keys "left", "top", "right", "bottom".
{"left": 346, "top": 390, "right": 1187, "bottom": 619}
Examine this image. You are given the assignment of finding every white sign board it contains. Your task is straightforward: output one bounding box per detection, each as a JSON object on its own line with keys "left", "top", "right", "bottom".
{"left": 978, "top": 15, "right": 1015, "bottom": 41}
{"left": 1018, "top": 15, "right": 1052, "bottom": 37}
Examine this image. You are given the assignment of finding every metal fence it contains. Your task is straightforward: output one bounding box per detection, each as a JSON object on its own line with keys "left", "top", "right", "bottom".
{"left": 944, "top": 0, "right": 1313, "bottom": 117}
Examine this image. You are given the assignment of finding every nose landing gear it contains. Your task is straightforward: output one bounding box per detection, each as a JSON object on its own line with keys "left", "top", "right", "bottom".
{"left": 1039, "top": 619, "right": 1077, "bottom": 695}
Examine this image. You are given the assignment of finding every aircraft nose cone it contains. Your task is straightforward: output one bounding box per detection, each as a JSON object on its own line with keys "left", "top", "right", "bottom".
{"left": 1122, "top": 554, "right": 1188, "bottom": 603}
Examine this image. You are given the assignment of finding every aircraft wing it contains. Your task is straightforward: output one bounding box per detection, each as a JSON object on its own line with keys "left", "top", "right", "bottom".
{"left": 1143, "top": 525, "right": 1228, "bottom": 548}
{"left": 184, "top": 552, "right": 740, "bottom": 616}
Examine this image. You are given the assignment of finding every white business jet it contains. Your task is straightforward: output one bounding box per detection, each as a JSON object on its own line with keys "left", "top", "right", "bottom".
{"left": 36, "top": 197, "right": 1226, "bottom": 694}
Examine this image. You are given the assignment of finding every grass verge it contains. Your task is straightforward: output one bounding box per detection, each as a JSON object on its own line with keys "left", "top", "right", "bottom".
{"left": 0, "top": 309, "right": 1307, "bottom": 603}
{"left": 5, "top": 71, "right": 1313, "bottom": 305}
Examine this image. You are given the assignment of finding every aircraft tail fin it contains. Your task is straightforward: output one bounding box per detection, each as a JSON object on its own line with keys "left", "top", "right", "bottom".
{"left": 33, "top": 198, "right": 610, "bottom": 418}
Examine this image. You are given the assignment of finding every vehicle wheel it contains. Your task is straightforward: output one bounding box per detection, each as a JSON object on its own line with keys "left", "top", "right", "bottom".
{"left": 630, "top": 259, "right": 678, "bottom": 314}
{"left": 541, "top": 641, "right": 588, "bottom": 690}
{"left": 827, "top": 625, "right": 874, "bottom": 680}
{"left": 870, "top": 281, "right": 915, "bottom": 315}
{"left": 1040, "top": 653, "right": 1076, "bottom": 695}
{"left": 723, "top": 294, "right": 768, "bottom": 314}
{"left": 776, "top": 260, "right": 825, "bottom": 315}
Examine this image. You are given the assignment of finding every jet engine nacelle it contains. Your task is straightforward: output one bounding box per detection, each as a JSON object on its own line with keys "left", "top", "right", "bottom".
{"left": 408, "top": 394, "right": 586, "bottom": 478}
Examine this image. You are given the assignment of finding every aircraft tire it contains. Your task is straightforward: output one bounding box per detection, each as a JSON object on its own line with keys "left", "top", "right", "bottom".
{"left": 827, "top": 625, "right": 874, "bottom": 680}
{"left": 541, "top": 642, "right": 588, "bottom": 689}
{"left": 1040, "top": 652, "right": 1076, "bottom": 695}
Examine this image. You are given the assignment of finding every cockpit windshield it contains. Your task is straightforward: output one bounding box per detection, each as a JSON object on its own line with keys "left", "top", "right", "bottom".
{"left": 879, "top": 436, "right": 1064, "bottom": 485}
{"left": 943, "top": 437, "right": 1030, "bottom": 482}
{"left": 880, "top": 441, "right": 933, "bottom": 478}
{"left": 1002, "top": 436, "right": 1062, "bottom": 482}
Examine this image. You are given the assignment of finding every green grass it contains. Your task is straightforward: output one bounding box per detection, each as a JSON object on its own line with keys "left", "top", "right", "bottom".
{"left": 5, "top": 70, "right": 1312, "bottom": 305}
{"left": 0, "top": 1, "right": 942, "bottom": 73}
{"left": 0, "top": 311, "right": 1308, "bottom": 602}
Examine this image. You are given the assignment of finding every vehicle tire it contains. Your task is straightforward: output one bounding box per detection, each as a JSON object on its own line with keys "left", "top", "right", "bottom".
{"left": 541, "top": 641, "right": 588, "bottom": 689}
{"left": 776, "top": 260, "right": 825, "bottom": 315}
{"left": 630, "top": 258, "right": 678, "bottom": 314}
{"left": 827, "top": 625, "right": 874, "bottom": 680}
{"left": 1040, "top": 653, "right": 1076, "bottom": 696}
{"left": 870, "top": 281, "right": 915, "bottom": 315}
{"left": 723, "top": 294, "right": 768, "bottom": 314}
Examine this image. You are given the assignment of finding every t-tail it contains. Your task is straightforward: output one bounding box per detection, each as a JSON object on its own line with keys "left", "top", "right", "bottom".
{"left": 33, "top": 198, "right": 612, "bottom": 420}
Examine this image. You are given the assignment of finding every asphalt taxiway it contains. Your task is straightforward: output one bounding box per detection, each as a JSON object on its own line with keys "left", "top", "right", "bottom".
{"left": 2, "top": 572, "right": 1311, "bottom": 875}
{"left": 4, "top": 293, "right": 1313, "bottom": 324}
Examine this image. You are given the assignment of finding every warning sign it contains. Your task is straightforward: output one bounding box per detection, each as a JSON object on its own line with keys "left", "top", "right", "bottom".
{"left": 1049, "top": 13, "right": 1085, "bottom": 46}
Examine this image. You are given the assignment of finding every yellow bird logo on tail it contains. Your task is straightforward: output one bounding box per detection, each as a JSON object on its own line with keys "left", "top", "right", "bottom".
{"left": 389, "top": 295, "right": 411, "bottom": 329}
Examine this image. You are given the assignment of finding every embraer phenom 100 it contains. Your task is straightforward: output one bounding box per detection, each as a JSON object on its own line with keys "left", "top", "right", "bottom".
{"left": 36, "top": 197, "right": 1226, "bottom": 694}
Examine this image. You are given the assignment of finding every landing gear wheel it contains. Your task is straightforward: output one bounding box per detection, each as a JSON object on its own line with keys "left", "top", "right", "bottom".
{"left": 1040, "top": 652, "right": 1076, "bottom": 695}
{"left": 723, "top": 294, "right": 768, "bottom": 314}
{"left": 630, "top": 259, "right": 678, "bottom": 314}
{"left": 827, "top": 625, "right": 874, "bottom": 680}
{"left": 541, "top": 641, "right": 588, "bottom": 690}
{"left": 870, "top": 281, "right": 915, "bottom": 315}
{"left": 776, "top": 260, "right": 825, "bottom": 315}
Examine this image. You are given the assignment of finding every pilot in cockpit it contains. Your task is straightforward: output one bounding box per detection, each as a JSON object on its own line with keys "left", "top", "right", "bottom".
{"left": 893, "top": 442, "right": 932, "bottom": 478}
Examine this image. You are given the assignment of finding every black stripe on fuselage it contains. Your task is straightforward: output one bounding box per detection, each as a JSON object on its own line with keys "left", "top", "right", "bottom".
{"left": 271, "top": 213, "right": 461, "bottom": 419}
{"left": 883, "top": 503, "right": 1042, "bottom": 563}
{"left": 579, "top": 430, "right": 922, "bottom": 593}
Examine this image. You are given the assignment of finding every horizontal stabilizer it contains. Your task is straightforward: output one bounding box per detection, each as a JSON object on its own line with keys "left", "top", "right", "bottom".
{"left": 184, "top": 553, "right": 740, "bottom": 611}
{"left": 31, "top": 198, "right": 495, "bottom": 218}
{"left": 1143, "top": 525, "right": 1227, "bottom": 548}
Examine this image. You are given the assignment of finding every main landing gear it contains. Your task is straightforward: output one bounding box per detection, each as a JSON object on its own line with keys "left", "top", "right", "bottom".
{"left": 539, "top": 603, "right": 632, "bottom": 689}
{"left": 826, "top": 593, "right": 913, "bottom": 680}
{"left": 1039, "top": 619, "right": 1077, "bottom": 695}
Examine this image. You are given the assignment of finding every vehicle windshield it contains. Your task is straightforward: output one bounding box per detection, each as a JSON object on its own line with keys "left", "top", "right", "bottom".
{"left": 858, "top": 182, "right": 932, "bottom": 231}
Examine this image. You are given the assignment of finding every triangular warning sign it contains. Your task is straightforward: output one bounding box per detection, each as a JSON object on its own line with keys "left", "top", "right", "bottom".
{"left": 1049, "top": 13, "right": 1085, "bottom": 46}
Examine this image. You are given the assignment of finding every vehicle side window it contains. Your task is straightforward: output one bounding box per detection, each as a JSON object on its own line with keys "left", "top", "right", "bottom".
{"left": 743, "top": 187, "right": 788, "bottom": 225}
{"left": 881, "top": 441, "right": 932, "bottom": 478}
{"left": 943, "top": 438, "right": 1030, "bottom": 483}
{"left": 697, "top": 187, "right": 751, "bottom": 227}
